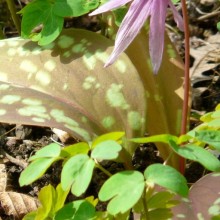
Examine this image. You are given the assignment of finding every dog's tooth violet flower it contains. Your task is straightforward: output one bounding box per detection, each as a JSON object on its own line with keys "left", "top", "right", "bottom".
{"left": 90, "top": 0, "right": 184, "bottom": 74}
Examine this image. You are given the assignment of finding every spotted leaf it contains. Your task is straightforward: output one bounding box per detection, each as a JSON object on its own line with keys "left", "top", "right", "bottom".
{"left": 172, "top": 172, "right": 220, "bottom": 219}
{"left": 0, "top": 29, "right": 147, "bottom": 156}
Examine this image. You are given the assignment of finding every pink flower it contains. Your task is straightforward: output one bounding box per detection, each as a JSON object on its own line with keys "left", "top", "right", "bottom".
{"left": 90, "top": 0, "right": 184, "bottom": 73}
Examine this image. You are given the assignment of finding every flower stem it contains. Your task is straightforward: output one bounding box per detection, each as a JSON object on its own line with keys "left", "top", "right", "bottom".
{"left": 180, "top": 0, "right": 190, "bottom": 174}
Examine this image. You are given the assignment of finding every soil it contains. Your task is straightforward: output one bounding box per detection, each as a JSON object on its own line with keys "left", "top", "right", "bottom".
{"left": 0, "top": 0, "right": 220, "bottom": 219}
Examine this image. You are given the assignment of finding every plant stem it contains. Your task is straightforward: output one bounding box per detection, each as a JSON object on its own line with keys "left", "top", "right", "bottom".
{"left": 95, "top": 162, "right": 112, "bottom": 177}
{"left": 180, "top": 0, "right": 190, "bottom": 174}
{"left": 142, "top": 187, "right": 150, "bottom": 220}
{"left": 6, "top": 0, "right": 21, "bottom": 34}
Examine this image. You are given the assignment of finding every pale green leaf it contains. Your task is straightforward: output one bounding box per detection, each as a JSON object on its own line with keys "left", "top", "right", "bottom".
{"left": 29, "top": 143, "right": 61, "bottom": 161}
{"left": 92, "top": 132, "right": 125, "bottom": 149}
{"left": 99, "top": 171, "right": 145, "bottom": 215}
{"left": 54, "top": 184, "right": 70, "bottom": 213}
{"left": 61, "top": 154, "right": 95, "bottom": 196}
{"left": 37, "top": 184, "right": 56, "bottom": 219}
{"left": 207, "top": 119, "right": 220, "bottom": 128}
{"left": 91, "top": 140, "right": 122, "bottom": 160}
{"left": 144, "top": 164, "right": 188, "bottom": 197}
{"left": 61, "top": 142, "right": 90, "bottom": 157}
{"left": 169, "top": 141, "right": 220, "bottom": 172}
{"left": 131, "top": 134, "right": 178, "bottom": 144}
{"left": 0, "top": 29, "right": 146, "bottom": 156}
{"left": 19, "top": 158, "right": 58, "bottom": 186}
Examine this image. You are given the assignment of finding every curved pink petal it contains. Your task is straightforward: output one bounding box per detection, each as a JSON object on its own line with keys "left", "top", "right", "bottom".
{"left": 149, "top": 0, "right": 169, "bottom": 73}
{"left": 89, "top": 0, "right": 132, "bottom": 16}
{"left": 168, "top": 0, "right": 184, "bottom": 31}
{"left": 104, "top": 0, "right": 151, "bottom": 67}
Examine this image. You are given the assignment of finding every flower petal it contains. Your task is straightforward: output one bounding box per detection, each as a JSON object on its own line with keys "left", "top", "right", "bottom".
{"left": 149, "top": 0, "right": 169, "bottom": 73}
{"left": 104, "top": 0, "right": 151, "bottom": 67}
{"left": 168, "top": 0, "right": 184, "bottom": 31}
{"left": 89, "top": 0, "right": 131, "bottom": 16}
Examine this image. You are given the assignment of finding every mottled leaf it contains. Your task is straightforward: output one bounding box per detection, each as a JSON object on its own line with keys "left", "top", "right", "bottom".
{"left": 172, "top": 172, "right": 220, "bottom": 219}
{"left": 0, "top": 29, "right": 146, "bottom": 157}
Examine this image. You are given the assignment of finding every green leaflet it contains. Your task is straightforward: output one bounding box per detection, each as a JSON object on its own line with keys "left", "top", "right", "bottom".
{"left": 54, "top": 200, "right": 96, "bottom": 220}
{"left": 20, "top": 0, "right": 63, "bottom": 45}
{"left": 91, "top": 140, "right": 122, "bottom": 160}
{"left": 53, "top": 0, "right": 99, "bottom": 17}
{"left": 99, "top": 170, "right": 145, "bottom": 215}
{"left": 169, "top": 141, "right": 220, "bottom": 172}
{"left": 19, "top": 157, "right": 59, "bottom": 186}
{"left": 61, "top": 154, "right": 95, "bottom": 196}
{"left": 29, "top": 143, "right": 61, "bottom": 161}
{"left": 19, "top": 0, "right": 99, "bottom": 45}
{"left": 144, "top": 164, "right": 188, "bottom": 197}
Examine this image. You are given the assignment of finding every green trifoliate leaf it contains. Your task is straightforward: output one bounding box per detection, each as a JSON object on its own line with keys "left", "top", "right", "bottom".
{"left": 91, "top": 140, "right": 122, "bottom": 160}
{"left": 99, "top": 171, "right": 145, "bottom": 215}
{"left": 54, "top": 200, "right": 96, "bottom": 220}
{"left": 144, "top": 164, "right": 188, "bottom": 197}
{"left": 61, "top": 154, "right": 95, "bottom": 196}
{"left": 29, "top": 143, "right": 61, "bottom": 161}
{"left": 169, "top": 141, "right": 220, "bottom": 172}
{"left": 20, "top": 0, "right": 63, "bottom": 45}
